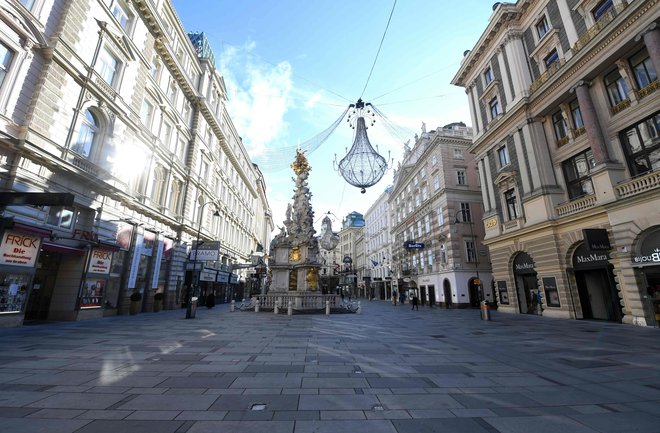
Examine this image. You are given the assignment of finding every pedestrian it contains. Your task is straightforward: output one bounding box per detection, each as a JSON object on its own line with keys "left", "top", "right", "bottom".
{"left": 392, "top": 290, "right": 398, "bottom": 306}
{"left": 411, "top": 293, "right": 419, "bottom": 310}
{"left": 400, "top": 292, "right": 406, "bottom": 305}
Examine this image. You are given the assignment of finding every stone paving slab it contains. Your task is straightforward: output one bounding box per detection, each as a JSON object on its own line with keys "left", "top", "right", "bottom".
{"left": 0, "top": 302, "right": 659, "bottom": 432}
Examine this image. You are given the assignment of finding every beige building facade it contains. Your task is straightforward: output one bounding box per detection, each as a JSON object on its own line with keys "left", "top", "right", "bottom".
{"left": 0, "top": 0, "right": 272, "bottom": 326}
{"left": 452, "top": 0, "right": 659, "bottom": 325}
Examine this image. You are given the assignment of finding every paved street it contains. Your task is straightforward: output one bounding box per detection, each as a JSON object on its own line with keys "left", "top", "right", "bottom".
{"left": 1, "top": 302, "right": 659, "bottom": 433}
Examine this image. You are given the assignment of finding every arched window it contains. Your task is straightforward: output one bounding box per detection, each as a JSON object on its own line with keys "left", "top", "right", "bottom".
{"left": 72, "top": 110, "right": 98, "bottom": 158}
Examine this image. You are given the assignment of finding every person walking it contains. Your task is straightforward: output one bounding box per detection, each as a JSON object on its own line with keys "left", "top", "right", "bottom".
{"left": 392, "top": 290, "right": 398, "bottom": 306}
{"left": 411, "top": 293, "right": 419, "bottom": 310}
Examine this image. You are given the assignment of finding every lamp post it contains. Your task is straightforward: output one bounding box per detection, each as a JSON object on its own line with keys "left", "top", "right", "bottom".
{"left": 454, "top": 208, "right": 482, "bottom": 305}
{"left": 186, "top": 201, "right": 219, "bottom": 319}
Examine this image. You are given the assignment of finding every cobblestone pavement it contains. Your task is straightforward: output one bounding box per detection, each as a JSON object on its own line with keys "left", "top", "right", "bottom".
{"left": 1, "top": 301, "right": 659, "bottom": 433}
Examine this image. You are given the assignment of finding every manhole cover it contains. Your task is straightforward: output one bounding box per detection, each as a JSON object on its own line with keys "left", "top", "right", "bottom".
{"left": 250, "top": 403, "right": 267, "bottom": 411}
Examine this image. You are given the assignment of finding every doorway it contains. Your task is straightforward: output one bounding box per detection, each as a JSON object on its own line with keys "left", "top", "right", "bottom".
{"left": 575, "top": 267, "right": 621, "bottom": 322}
{"left": 443, "top": 279, "right": 452, "bottom": 308}
{"left": 428, "top": 284, "right": 436, "bottom": 306}
{"left": 25, "top": 251, "right": 60, "bottom": 321}
{"left": 515, "top": 274, "right": 538, "bottom": 314}
{"left": 468, "top": 278, "right": 480, "bottom": 308}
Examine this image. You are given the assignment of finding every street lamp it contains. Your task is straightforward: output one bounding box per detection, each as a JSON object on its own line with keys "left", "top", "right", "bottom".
{"left": 454, "top": 208, "right": 482, "bottom": 305}
{"left": 186, "top": 201, "right": 220, "bottom": 319}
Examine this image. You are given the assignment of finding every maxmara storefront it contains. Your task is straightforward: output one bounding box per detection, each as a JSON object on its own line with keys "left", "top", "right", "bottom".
{"left": 488, "top": 212, "right": 660, "bottom": 327}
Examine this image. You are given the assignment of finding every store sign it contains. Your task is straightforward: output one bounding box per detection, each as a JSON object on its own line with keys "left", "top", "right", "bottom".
{"left": 633, "top": 248, "right": 660, "bottom": 264}
{"left": 513, "top": 252, "right": 535, "bottom": 274}
{"left": 575, "top": 252, "right": 609, "bottom": 265}
{"left": 190, "top": 241, "right": 220, "bottom": 261}
{"left": 583, "top": 228, "right": 611, "bottom": 251}
{"left": 87, "top": 248, "right": 113, "bottom": 274}
{"left": 0, "top": 230, "right": 42, "bottom": 267}
{"left": 200, "top": 269, "right": 217, "bottom": 281}
{"left": 216, "top": 271, "right": 229, "bottom": 283}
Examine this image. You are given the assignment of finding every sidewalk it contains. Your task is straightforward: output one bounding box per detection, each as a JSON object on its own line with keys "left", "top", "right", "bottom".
{"left": 1, "top": 301, "right": 659, "bottom": 433}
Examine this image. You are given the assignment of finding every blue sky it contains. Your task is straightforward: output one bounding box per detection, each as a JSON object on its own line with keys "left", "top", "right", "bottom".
{"left": 171, "top": 0, "right": 494, "bottom": 233}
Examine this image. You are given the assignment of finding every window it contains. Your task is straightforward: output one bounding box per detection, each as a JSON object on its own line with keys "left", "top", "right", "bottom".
{"left": 432, "top": 154, "right": 437, "bottom": 166}
{"left": 465, "top": 239, "right": 477, "bottom": 263}
{"left": 553, "top": 111, "right": 568, "bottom": 141}
{"left": 72, "top": 110, "right": 98, "bottom": 158}
{"left": 177, "top": 138, "right": 187, "bottom": 162}
{"left": 453, "top": 148, "right": 463, "bottom": 159}
{"left": 459, "top": 202, "right": 472, "bottom": 222}
{"left": 97, "top": 47, "right": 119, "bottom": 85}
{"left": 169, "top": 179, "right": 183, "bottom": 213}
{"left": 168, "top": 80, "right": 177, "bottom": 104}
{"left": 417, "top": 221, "right": 422, "bottom": 237}
{"left": 0, "top": 42, "right": 14, "bottom": 88}
{"left": 536, "top": 16, "right": 549, "bottom": 39}
{"left": 422, "top": 187, "right": 428, "bottom": 201}
{"left": 433, "top": 175, "right": 440, "bottom": 191}
{"left": 160, "top": 121, "right": 173, "bottom": 150}
{"left": 108, "top": 0, "right": 132, "bottom": 30}
{"left": 484, "top": 67, "right": 493, "bottom": 85}
{"left": 47, "top": 206, "right": 75, "bottom": 229}
{"left": 424, "top": 215, "right": 430, "bottom": 233}
{"left": 440, "top": 244, "right": 447, "bottom": 264}
{"left": 570, "top": 100, "right": 584, "bottom": 129}
{"left": 457, "top": 170, "right": 466, "bottom": 185}
{"left": 20, "top": 0, "right": 35, "bottom": 9}
{"left": 544, "top": 49, "right": 559, "bottom": 70}
{"left": 151, "top": 166, "right": 168, "bottom": 206}
{"left": 140, "top": 99, "right": 154, "bottom": 128}
{"left": 489, "top": 97, "right": 500, "bottom": 118}
{"left": 619, "top": 112, "right": 660, "bottom": 177}
{"left": 629, "top": 48, "right": 657, "bottom": 89}
{"left": 592, "top": 0, "right": 614, "bottom": 22}
{"left": 562, "top": 149, "right": 596, "bottom": 199}
{"left": 604, "top": 69, "right": 629, "bottom": 106}
{"left": 504, "top": 189, "right": 518, "bottom": 220}
{"left": 497, "top": 145, "right": 510, "bottom": 167}
{"left": 437, "top": 207, "right": 444, "bottom": 226}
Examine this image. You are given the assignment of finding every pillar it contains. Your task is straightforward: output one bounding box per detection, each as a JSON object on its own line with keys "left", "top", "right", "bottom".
{"left": 571, "top": 81, "right": 610, "bottom": 164}
{"left": 637, "top": 24, "right": 660, "bottom": 79}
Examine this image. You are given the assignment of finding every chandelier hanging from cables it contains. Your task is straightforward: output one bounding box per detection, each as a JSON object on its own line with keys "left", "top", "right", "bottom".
{"left": 334, "top": 99, "right": 391, "bottom": 193}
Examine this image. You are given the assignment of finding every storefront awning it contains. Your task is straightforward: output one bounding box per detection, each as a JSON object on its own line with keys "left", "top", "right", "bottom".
{"left": 41, "top": 241, "right": 86, "bottom": 256}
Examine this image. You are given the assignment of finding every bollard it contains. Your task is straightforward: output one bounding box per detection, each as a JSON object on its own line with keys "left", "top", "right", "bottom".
{"left": 255, "top": 299, "right": 260, "bottom": 313}
{"left": 230, "top": 300, "right": 235, "bottom": 312}
{"left": 274, "top": 300, "right": 279, "bottom": 315}
{"left": 480, "top": 301, "right": 491, "bottom": 321}
{"left": 357, "top": 301, "right": 362, "bottom": 315}
{"left": 325, "top": 300, "right": 330, "bottom": 315}
{"left": 288, "top": 301, "right": 293, "bottom": 316}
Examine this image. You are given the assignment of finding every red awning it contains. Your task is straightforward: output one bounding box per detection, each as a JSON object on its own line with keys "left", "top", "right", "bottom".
{"left": 11, "top": 221, "right": 52, "bottom": 238}
{"left": 41, "top": 241, "right": 86, "bottom": 256}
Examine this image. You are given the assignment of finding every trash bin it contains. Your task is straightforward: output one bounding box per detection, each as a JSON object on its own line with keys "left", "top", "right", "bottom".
{"left": 186, "top": 296, "right": 198, "bottom": 319}
{"left": 480, "top": 300, "right": 491, "bottom": 321}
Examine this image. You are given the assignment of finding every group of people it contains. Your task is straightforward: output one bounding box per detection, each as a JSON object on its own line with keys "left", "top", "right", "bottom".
{"left": 391, "top": 290, "right": 420, "bottom": 310}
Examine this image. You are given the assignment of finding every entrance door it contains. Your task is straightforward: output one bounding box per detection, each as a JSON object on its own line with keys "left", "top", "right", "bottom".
{"left": 443, "top": 280, "right": 452, "bottom": 308}
{"left": 515, "top": 274, "right": 538, "bottom": 314}
{"left": 575, "top": 267, "right": 621, "bottom": 322}
{"left": 420, "top": 286, "right": 427, "bottom": 306}
{"left": 468, "top": 278, "right": 480, "bottom": 308}
{"left": 25, "top": 251, "right": 61, "bottom": 321}
{"left": 428, "top": 285, "right": 436, "bottom": 306}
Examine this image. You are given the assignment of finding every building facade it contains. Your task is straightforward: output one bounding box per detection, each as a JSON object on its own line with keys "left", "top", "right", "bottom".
{"left": 337, "top": 211, "right": 364, "bottom": 298}
{"left": 0, "top": 0, "right": 272, "bottom": 326}
{"left": 452, "top": 0, "right": 659, "bottom": 325}
{"left": 389, "top": 123, "right": 493, "bottom": 307}
{"left": 364, "top": 186, "right": 394, "bottom": 300}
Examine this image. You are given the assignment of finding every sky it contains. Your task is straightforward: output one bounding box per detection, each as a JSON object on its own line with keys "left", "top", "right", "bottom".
{"left": 171, "top": 0, "right": 495, "bottom": 235}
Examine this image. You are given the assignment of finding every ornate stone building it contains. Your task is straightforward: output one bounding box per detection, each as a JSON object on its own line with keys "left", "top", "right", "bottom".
{"left": 452, "top": 0, "right": 659, "bottom": 325}
{"left": 0, "top": 0, "right": 272, "bottom": 326}
{"left": 364, "top": 186, "right": 393, "bottom": 300}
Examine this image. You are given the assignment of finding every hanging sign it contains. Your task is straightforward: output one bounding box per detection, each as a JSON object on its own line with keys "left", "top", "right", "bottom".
{"left": 0, "top": 230, "right": 42, "bottom": 267}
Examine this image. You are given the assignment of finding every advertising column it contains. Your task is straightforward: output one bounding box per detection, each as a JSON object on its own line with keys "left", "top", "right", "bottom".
{"left": 0, "top": 229, "right": 42, "bottom": 325}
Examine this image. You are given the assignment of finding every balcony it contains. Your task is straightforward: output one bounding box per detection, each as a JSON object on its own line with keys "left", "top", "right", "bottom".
{"left": 556, "top": 194, "right": 597, "bottom": 217}
{"left": 610, "top": 98, "right": 631, "bottom": 115}
{"left": 616, "top": 170, "right": 660, "bottom": 199}
{"left": 635, "top": 80, "right": 659, "bottom": 100}
{"left": 572, "top": 3, "right": 628, "bottom": 54}
{"left": 530, "top": 59, "right": 565, "bottom": 94}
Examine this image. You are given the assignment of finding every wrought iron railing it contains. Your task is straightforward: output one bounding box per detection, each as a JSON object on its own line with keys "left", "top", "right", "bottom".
{"left": 635, "top": 80, "right": 659, "bottom": 100}
{"left": 530, "top": 59, "right": 565, "bottom": 94}
{"left": 610, "top": 98, "right": 631, "bottom": 115}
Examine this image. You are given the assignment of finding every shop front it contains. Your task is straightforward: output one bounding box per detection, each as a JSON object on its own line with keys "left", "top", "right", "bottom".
{"left": 77, "top": 245, "right": 117, "bottom": 320}
{"left": 571, "top": 243, "right": 622, "bottom": 322}
{"left": 0, "top": 225, "right": 45, "bottom": 326}
{"left": 633, "top": 226, "right": 660, "bottom": 327}
{"left": 513, "top": 252, "right": 539, "bottom": 315}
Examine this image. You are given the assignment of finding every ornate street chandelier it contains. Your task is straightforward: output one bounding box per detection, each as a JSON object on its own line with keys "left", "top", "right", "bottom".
{"left": 334, "top": 99, "right": 391, "bottom": 194}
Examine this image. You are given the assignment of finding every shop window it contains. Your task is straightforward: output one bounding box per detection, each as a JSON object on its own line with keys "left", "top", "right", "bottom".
{"left": 71, "top": 110, "right": 99, "bottom": 158}
{"left": 619, "top": 112, "right": 660, "bottom": 177}
{"left": 562, "top": 149, "right": 596, "bottom": 200}
{"left": 47, "top": 206, "right": 75, "bottom": 229}
{"left": 629, "top": 48, "right": 657, "bottom": 89}
{"left": 604, "top": 68, "right": 629, "bottom": 106}
{"left": 504, "top": 188, "right": 518, "bottom": 220}
{"left": 0, "top": 42, "right": 14, "bottom": 88}
{"left": 0, "top": 273, "right": 30, "bottom": 313}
